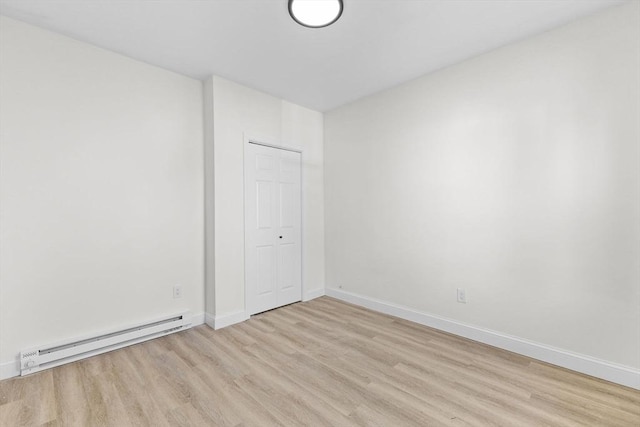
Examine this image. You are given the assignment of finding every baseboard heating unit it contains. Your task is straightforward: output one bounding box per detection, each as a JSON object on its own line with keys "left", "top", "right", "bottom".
{"left": 20, "top": 311, "right": 192, "bottom": 376}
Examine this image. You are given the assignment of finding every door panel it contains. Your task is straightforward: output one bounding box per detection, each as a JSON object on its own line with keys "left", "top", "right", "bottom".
{"left": 278, "top": 243, "right": 295, "bottom": 291}
{"left": 256, "top": 153, "right": 275, "bottom": 171}
{"left": 256, "top": 181, "right": 273, "bottom": 229}
{"left": 245, "top": 143, "right": 301, "bottom": 315}
{"left": 276, "top": 149, "right": 302, "bottom": 307}
{"left": 279, "top": 182, "right": 295, "bottom": 228}
{"left": 256, "top": 245, "right": 275, "bottom": 295}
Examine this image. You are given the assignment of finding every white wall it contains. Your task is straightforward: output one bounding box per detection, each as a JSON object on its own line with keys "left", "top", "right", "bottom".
{"left": 0, "top": 17, "right": 204, "bottom": 376}
{"left": 325, "top": 2, "right": 639, "bottom": 370}
{"left": 205, "top": 76, "right": 324, "bottom": 321}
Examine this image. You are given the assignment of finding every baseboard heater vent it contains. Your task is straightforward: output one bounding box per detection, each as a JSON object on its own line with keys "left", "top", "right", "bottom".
{"left": 20, "top": 311, "right": 191, "bottom": 376}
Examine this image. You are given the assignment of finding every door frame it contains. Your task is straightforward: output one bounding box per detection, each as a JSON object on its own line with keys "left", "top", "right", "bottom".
{"left": 243, "top": 133, "right": 304, "bottom": 316}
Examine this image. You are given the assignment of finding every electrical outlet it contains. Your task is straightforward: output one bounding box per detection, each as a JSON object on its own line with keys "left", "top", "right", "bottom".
{"left": 457, "top": 288, "right": 466, "bottom": 304}
{"left": 173, "top": 285, "right": 182, "bottom": 299}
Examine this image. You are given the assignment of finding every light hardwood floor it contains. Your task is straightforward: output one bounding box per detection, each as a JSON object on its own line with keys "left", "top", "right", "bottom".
{"left": 1, "top": 296, "right": 639, "bottom": 426}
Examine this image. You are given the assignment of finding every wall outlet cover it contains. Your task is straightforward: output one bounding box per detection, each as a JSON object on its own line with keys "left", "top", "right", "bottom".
{"left": 457, "top": 288, "right": 467, "bottom": 303}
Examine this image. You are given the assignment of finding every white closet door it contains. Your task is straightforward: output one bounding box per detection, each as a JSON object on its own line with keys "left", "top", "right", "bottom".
{"left": 245, "top": 143, "right": 301, "bottom": 315}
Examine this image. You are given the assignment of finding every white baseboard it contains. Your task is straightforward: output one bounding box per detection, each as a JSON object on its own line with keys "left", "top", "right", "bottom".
{"left": 205, "top": 313, "right": 216, "bottom": 329}
{"left": 213, "top": 310, "right": 249, "bottom": 330}
{"left": 1, "top": 359, "right": 20, "bottom": 381}
{"left": 303, "top": 288, "right": 325, "bottom": 302}
{"left": 191, "top": 312, "right": 205, "bottom": 326}
{"left": 326, "top": 288, "right": 640, "bottom": 390}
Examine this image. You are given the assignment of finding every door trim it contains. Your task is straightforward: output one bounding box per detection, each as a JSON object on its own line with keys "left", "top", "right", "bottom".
{"left": 243, "top": 133, "right": 304, "bottom": 316}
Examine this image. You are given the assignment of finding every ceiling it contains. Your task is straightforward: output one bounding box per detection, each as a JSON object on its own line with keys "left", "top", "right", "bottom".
{"left": 0, "top": 0, "right": 627, "bottom": 112}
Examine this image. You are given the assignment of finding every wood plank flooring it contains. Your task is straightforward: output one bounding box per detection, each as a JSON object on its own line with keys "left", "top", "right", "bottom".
{"left": 1, "top": 296, "right": 639, "bottom": 426}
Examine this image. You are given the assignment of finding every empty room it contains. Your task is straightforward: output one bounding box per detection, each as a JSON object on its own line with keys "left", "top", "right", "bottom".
{"left": 1, "top": 0, "right": 639, "bottom": 425}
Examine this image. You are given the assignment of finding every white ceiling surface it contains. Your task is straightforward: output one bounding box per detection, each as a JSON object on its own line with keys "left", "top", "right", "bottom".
{"left": 0, "top": 0, "right": 627, "bottom": 112}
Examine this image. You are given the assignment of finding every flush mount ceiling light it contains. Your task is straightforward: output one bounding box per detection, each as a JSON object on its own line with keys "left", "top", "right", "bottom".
{"left": 289, "top": 0, "right": 344, "bottom": 28}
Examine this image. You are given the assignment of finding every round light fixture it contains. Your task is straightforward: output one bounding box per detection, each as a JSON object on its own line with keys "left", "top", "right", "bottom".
{"left": 288, "top": 0, "right": 343, "bottom": 28}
